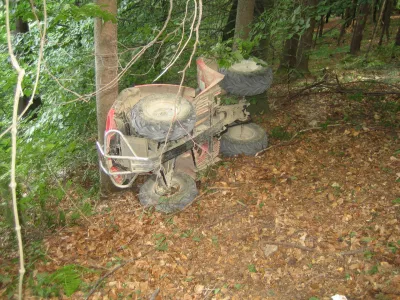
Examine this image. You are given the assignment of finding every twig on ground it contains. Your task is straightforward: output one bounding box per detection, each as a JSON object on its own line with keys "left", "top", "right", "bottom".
{"left": 304, "top": 273, "right": 326, "bottom": 285}
{"left": 149, "top": 288, "right": 160, "bottom": 300}
{"left": 85, "top": 249, "right": 155, "bottom": 300}
{"left": 207, "top": 186, "right": 239, "bottom": 190}
{"left": 263, "top": 241, "right": 315, "bottom": 252}
{"left": 339, "top": 248, "right": 368, "bottom": 256}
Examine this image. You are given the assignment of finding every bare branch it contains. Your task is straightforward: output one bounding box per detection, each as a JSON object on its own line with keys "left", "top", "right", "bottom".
{"left": 5, "top": 0, "right": 28, "bottom": 297}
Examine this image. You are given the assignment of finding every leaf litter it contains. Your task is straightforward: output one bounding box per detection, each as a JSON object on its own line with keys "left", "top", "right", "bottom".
{"left": 8, "top": 89, "right": 400, "bottom": 299}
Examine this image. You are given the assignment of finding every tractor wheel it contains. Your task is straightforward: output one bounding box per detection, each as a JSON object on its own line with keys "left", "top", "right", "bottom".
{"left": 219, "top": 59, "right": 273, "bottom": 96}
{"left": 139, "top": 172, "right": 198, "bottom": 213}
{"left": 220, "top": 123, "right": 268, "bottom": 157}
{"left": 131, "top": 93, "right": 196, "bottom": 142}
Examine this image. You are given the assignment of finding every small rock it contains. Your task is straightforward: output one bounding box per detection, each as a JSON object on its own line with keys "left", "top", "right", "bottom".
{"left": 263, "top": 244, "right": 278, "bottom": 257}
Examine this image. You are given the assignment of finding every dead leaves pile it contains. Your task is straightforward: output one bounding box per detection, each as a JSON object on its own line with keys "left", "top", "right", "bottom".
{"left": 25, "top": 123, "right": 399, "bottom": 300}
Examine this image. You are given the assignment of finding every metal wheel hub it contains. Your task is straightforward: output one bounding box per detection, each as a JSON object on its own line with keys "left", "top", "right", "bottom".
{"left": 228, "top": 125, "right": 256, "bottom": 140}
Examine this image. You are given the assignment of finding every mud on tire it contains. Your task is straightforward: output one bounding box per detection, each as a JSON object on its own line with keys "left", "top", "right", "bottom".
{"left": 139, "top": 172, "right": 198, "bottom": 213}
{"left": 131, "top": 93, "right": 196, "bottom": 142}
{"left": 220, "top": 123, "right": 268, "bottom": 157}
{"left": 219, "top": 59, "right": 273, "bottom": 96}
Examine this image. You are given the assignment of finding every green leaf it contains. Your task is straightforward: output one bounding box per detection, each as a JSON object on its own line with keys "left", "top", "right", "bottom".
{"left": 248, "top": 264, "right": 257, "bottom": 273}
{"left": 50, "top": 265, "right": 81, "bottom": 297}
{"left": 393, "top": 198, "right": 400, "bottom": 204}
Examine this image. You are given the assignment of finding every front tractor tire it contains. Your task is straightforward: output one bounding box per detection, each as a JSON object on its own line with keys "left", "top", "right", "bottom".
{"left": 220, "top": 123, "right": 268, "bottom": 157}
{"left": 139, "top": 172, "right": 198, "bottom": 213}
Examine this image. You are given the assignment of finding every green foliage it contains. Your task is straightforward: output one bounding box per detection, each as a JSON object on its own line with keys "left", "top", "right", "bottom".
{"left": 270, "top": 126, "right": 292, "bottom": 140}
{"left": 53, "top": 3, "right": 117, "bottom": 24}
{"left": 247, "top": 264, "right": 257, "bottom": 273}
{"left": 153, "top": 233, "right": 168, "bottom": 251}
{"left": 219, "top": 95, "right": 240, "bottom": 105}
{"left": 30, "top": 265, "right": 82, "bottom": 297}
{"left": 367, "top": 265, "right": 379, "bottom": 275}
{"left": 0, "top": 0, "right": 100, "bottom": 253}
{"left": 206, "top": 38, "right": 263, "bottom": 69}
{"left": 252, "top": 0, "right": 314, "bottom": 49}
{"left": 387, "top": 242, "right": 398, "bottom": 254}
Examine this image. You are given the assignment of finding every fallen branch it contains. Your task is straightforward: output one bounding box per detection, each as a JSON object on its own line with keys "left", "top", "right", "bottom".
{"left": 275, "top": 78, "right": 400, "bottom": 103}
{"left": 255, "top": 123, "right": 348, "bottom": 157}
{"left": 85, "top": 249, "right": 155, "bottom": 300}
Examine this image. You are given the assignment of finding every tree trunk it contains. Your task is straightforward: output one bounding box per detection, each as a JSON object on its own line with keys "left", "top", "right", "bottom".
{"left": 234, "top": 0, "right": 256, "bottom": 40}
{"left": 277, "top": 34, "right": 299, "bottom": 74}
{"left": 395, "top": 26, "right": 400, "bottom": 46}
{"left": 94, "top": 0, "right": 118, "bottom": 194}
{"left": 325, "top": 9, "right": 331, "bottom": 23}
{"left": 350, "top": 2, "right": 370, "bottom": 55}
{"left": 350, "top": 0, "right": 358, "bottom": 26}
{"left": 222, "top": 0, "right": 238, "bottom": 41}
{"left": 372, "top": 0, "right": 378, "bottom": 23}
{"left": 296, "top": 0, "right": 318, "bottom": 74}
{"left": 318, "top": 15, "right": 324, "bottom": 37}
{"left": 16, "top": 18, "right": 29, "bottom": 33}
{"left": 337, "top": 7, "right": 351, "bottom": 45}
{"left": 378, "top": 0, "right": 392, "bottom": 45}
{"left": 253, "top": 0, "right": 274, "bottom": 61}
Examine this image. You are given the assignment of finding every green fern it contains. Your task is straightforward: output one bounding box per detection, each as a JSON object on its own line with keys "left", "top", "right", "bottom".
{"left": 31, "top": 264, "right": 82, "bottom": 297}
{"left": 50, "top": 265, "right": 81, "bottom": 297}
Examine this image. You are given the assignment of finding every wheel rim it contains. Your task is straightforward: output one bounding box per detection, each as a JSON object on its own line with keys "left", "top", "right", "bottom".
{"left": 229, "top": 60, "right": 263, "bottom": 73}
{"left": 142, "top": 95, "right": 191, "bottom": 122}
{"left": 154, "top": 177, "right": 182, "bottom": 197}
{"left": 227, "top": 125, "right": 256, "bottom": 140}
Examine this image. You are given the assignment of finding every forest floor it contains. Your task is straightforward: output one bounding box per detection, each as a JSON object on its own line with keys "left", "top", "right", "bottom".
{"left": 25, "top": 78, "right": 400, "bottom": 300}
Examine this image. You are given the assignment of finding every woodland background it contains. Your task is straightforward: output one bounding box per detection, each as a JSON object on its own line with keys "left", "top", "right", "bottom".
{"left": 1, "top": 0, "right": 399, "bottom": 298}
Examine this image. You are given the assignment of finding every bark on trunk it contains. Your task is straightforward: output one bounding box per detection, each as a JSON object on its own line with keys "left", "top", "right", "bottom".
{"left": 378, "top": 0, "right": 392, "bottom": 45}
{"left": 254, "top": 0, "right": 274, "bottom": 61}
{"left": 350, "top": 2, "right": 370, "bottom": 55}
{"left": 94, "top": 0, "right": 118, "bottom": 194}
{"left": 234, "top": 0, "right": 256, "bottom": 40}
{"left": 337, "top": 7, "right": 353, "bottom": 45}
{"left": 395, "top": 26, "right": 400, "bottom": 46}
{"left": 296, "top": 0, "right": 318, "bottom": 74}
{"left": 223, "top": 0, "right": 238, "bottom": 41}
{"left": 16, "top": 18, "right": 29, "bottom": 33}
{"left": 372, "top": 0, "right": 378, "bottom": 23}
{"left": 318, "top": 15, "right": 324, "bottom": 37}
{"left": 278, "top": 34, "right": 299, "bottom": 73}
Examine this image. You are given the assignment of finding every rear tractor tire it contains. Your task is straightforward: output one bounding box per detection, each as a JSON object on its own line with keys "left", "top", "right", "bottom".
{"left": 219, "top": 59, "right": 273, "bottom": 97}
{"left": 131, "top": 93, "right": 196, "bottom": 142}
